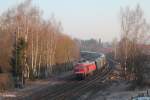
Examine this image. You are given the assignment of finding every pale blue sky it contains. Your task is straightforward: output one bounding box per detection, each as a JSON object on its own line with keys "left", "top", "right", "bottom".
{"left": 0, "top": 0, "right": 150, "bottom": 42}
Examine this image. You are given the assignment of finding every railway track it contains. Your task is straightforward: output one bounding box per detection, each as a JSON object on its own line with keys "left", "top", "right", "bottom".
{"left": 52, "top": 66, "right": 112, "bottom": 100}
{"left": 14, "top": 58, "right": 117, "bottom": 100}
{"left": 37, "top": 58, "right": 116, "bottom": 100}
{"left": 32, "top": 66, "right": 107, "bottom": 100}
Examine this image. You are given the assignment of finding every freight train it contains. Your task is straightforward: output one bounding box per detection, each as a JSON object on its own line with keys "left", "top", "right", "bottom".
{"left": 74, "top": 51, "right": 107, "bottom": 79}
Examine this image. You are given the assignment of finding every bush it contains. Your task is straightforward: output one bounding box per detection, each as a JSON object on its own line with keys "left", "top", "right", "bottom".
{"left": 0, "top": 73, "right": 14, "bottom": 91}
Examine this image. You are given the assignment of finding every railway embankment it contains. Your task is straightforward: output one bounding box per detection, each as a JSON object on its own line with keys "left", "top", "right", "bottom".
{"left": 0, "top": 71, "right": 72, "bottom": 100}
{"left": 89, "top": 62, "right": 150, "bottom": 100}
{"left": 89, "top": 80, "right": 150, "bottom": 100}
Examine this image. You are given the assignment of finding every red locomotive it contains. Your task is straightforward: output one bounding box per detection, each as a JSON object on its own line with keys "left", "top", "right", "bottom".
{"left": 74, "top": 51, "right": 106, "bottom": 79}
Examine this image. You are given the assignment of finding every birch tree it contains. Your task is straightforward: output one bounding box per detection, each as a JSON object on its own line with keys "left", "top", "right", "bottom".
{"left": 0, "top": 0, "right": 79, "bottom": 81}
{"left": 119, "top": 5, "right": 150, "bottom": 83}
